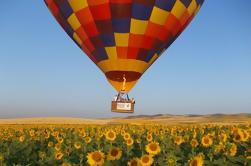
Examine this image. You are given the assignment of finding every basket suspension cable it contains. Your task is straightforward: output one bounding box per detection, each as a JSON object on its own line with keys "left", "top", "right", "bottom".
{"left": 126, "top": 93, "right": 130, "bottom": 101}
{"left": 111, "top": 74, "right": 135, "bottom": 113}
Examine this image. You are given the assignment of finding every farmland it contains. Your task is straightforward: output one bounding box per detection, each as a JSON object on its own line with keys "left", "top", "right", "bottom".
{"left": 0, "top": 114, "right": 250, "bottom": 166}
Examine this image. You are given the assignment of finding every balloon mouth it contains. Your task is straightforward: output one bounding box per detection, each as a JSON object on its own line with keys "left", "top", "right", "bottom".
{"left": 105, "top": 71, "right": 142, "bottom": 82}
{"left": 105, "top": 71, "right": 142, "bottom": 92}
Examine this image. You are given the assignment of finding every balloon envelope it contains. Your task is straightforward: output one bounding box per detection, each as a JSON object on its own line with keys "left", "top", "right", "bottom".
{"left": 45, "top": 0, "right": 204, "bottom": 92}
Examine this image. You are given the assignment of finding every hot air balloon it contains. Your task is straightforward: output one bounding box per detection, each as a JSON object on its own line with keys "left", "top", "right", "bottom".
{"left": 44, "top": 0, "right": 204, "bottom": 113}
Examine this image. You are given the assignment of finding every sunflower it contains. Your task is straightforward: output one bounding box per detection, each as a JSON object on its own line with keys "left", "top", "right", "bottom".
{"left": 171, "top": 128, "right": 177, "bottom": 135}
{"left": 175, "top": 136, "right": 184, "bottom": 145}
{"left": 193, "top": 131, "right": 197, "bottom": 138}
{"left": 146, "top": 134, "right": 153, "bottom": 142}
{"left": 190, "top": 138, "right": 199, "bottom": 148}
{"left": 64, "top": 147, "right": 72, "bottom": 155}
{"left": 136, "top": 139, "right": 141, "bottom": 144}
{"left": 228, "top": 143, "right": 237, "bottom": 157}
{"left": 85, "top": 136, "right": 92, "bottom": 144}
{"left": 57, "top": 137, "right": 64, "bottom": 144}
{"left": 105, "top": 130, "right": 116, "bottom": 141}
{"left": 123, "top": 132, "right": 131, "bottom": 140}
{"left": 98, "top": 132, "right": 103, "bottom": 139}
{"left": 39, "top": 151, "right": 46, "bottom": 160}
{"left": 145, "top": 141, "right": 161, "bottom": 155}
{"left": 233, "top": 129, "right": 244, "bottom": 142}
{"left": 81, "top": 131, "right": 87, "bottom": 138}
{"left": 29, "top": 129, "right": 35, "bottom": 137}
{"left": 121, "top": 130, "right": 126, "bottom": 136}
{"left": 107, "top": 147, "right": 122, "bottom": 160}
{"left": 201, "top": 135, "right": 213, "bottom": 147}
{"left": 188, "top": 154, "right": 204, "bottom": 166}
{"left": 48, "top": 141, "right": 54, "bottom": 147}
{"left": 128, "top": 157, "right": 140, "bottom": 166}
{"left": 52, "top": 131, "right": 59, "bottom": 137}
{"left": 207, "top": 132, "right": 215, "bottom": 138}
{"left": 44, "top": 132, "right": 50, "bottom": 139}
{"left": 214, "top": 143, "right": 224, "bottom": 154}
{"left": 241, "top": 129, "right": 249, "bottom": 142}
{"left": 74, "top": 142, "right": 81, "bottom": 149}
{"left": 219, "top": 132, "right": 227, "bottom": 143}
{"left": 19, "top": 135, "right": 25, "bottom": 142}
{"left": 166, "top": 155, "right": 177, "bottom": 166}
{"left": 55, "top": 151, "right": 64, "bottom": 160}
{"left": 126, "top": 138, "right": 134, "bottom": 146}
{"left": 87, "top": 151, "right": 105, "bottom": 166}
{"left": 61, "top": 162, "right": 71, "bottom": 166}
{"left": 140, "top": 154, "right": 154, "bottom": 166}
{"left": 55, "top": 143, "right": 61, "bottom": 151}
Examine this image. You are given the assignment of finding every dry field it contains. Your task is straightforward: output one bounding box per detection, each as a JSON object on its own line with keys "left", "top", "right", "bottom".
{"left": 0, "top": 113, "right": 250, "bottom": 125}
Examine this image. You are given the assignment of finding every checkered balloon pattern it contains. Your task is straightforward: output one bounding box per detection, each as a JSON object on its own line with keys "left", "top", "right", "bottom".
{"left": 45, "top": 0, "right": 204, "bottom": 92}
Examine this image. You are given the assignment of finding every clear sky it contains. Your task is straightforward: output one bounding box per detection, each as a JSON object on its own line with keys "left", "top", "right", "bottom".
{"left": 0, "top": 1, "right": 250, "bottom": 118}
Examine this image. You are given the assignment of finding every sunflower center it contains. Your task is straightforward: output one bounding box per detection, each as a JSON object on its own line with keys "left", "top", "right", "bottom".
{"left": 131, "top": 160, "right": 138, "bottom": 166}
{"left": 111, "top": 149, "right": 118, "bottom": 156}
{"left": 150, "top": 144, "right": 157, "bottom": 151}
{"left": 204, "top": 138, "right": 209, "bottom": 144}
{"left": 108, "top": 132, "right": 114, "bottom": 138}
{"left": 235, "top": 134, "right": 241, "bottom": 140}
{"left": 92, "top": 152, "right": 102, "bottom": 162}
{"left": 192, "top": 160, "right": 198, "bottom": 166}
{"left": 142, "top": 156, "right": 150, "bottom": 163}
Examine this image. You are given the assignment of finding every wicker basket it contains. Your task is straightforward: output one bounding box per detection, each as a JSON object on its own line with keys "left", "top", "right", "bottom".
{"left": 111, "top": 101, "right": 135, "bottom": 113}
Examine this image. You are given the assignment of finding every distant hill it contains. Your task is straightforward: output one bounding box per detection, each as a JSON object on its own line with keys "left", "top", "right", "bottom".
{"left": 124, "top": 113, "right": 251, "bottom": 119}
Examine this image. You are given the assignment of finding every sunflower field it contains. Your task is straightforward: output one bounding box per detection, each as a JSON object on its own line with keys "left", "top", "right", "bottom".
{"left": 0, "top": 123, "right": 250, "bottom": 166}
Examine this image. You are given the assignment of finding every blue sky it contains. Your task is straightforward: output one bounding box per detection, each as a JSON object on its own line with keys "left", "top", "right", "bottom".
{"left": 0, "top": 1, "right": 250, "bottom": 118}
